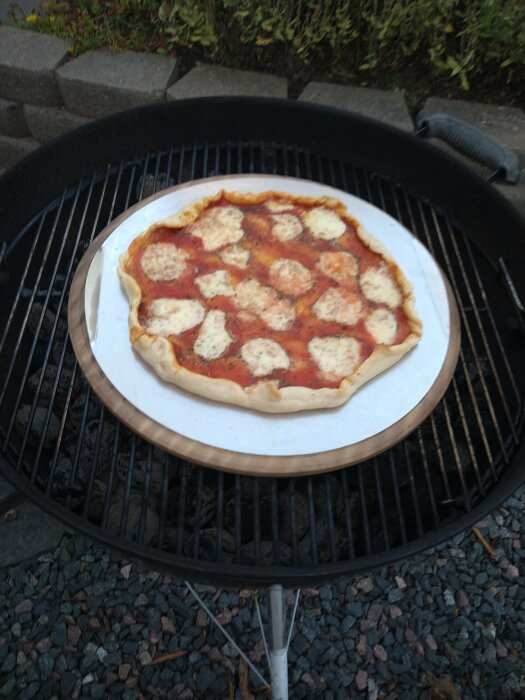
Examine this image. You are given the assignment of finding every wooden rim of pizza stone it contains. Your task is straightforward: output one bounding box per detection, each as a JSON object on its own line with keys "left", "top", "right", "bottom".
{"left": 68, "top": 175, "right": 461, "bottom": 477}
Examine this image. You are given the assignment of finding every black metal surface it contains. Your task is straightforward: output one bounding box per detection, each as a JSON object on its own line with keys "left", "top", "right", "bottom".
{"left": 0, "top": 98, "right": 524, "bottom": 586}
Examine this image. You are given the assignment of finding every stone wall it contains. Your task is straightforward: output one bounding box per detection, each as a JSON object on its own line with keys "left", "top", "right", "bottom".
{"left": 0, "top": 26, "right": 289, "bottom": 171}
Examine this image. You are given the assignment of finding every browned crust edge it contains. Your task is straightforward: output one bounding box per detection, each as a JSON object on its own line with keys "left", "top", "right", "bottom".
{"left": 118, "top": 189, "right": 423, "bottom": 413}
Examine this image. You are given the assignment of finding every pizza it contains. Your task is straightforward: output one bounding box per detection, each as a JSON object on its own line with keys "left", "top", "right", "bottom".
{"left": 118, "top": 190, "right": 422, "bottom": 413}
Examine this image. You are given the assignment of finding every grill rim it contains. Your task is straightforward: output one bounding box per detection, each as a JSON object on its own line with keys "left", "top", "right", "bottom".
{"left": 1, "top": 97, "right": 525, "bottom": 585}
{"left": 2, "top": 445, "right": 524, "bottom": 586}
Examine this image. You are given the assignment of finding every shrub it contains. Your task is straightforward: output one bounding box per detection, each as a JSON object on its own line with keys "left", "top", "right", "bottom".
{"left": 11, "top": 0, "right": 525, "bottom": 93}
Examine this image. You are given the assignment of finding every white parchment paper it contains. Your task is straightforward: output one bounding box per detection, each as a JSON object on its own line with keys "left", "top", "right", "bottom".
{"left": 88, "top": 175, "right": 451, "bottom": 457}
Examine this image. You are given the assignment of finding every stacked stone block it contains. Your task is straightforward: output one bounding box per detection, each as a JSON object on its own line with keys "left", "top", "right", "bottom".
{"left": 0, "top": 27, "right": 290, "bottom": 173}
{"left": 0, "top": 27, "right": 66, "bottom": 168}
{"left": 0, "top": 27, "right": 180, "bottom": 171}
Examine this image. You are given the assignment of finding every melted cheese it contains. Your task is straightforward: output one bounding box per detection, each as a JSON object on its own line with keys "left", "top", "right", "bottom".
{"left": 194, "top": 310, "right": 232, "bottom": 360}
{"left": 266, "top": 200, "right": 296, "bottom": 213}
{"left": 241, "top": 338, "right": 290, "bottom": 377}
{"left": 270, "top": 214, "right": 303, "bottom": 243}
{"left": 145, "top": 298, "right": 205, "bottom": 336}
{"left": 365, "top": 308, "right": 397, "bottom": 345}
{"left": 234, "top": 279, "right": 295, "bottom": 331}
{"left": 234, "top": 278, "right": 272, "bottom": 315}
{"left": 269, "top": 258, "right": 313, "bottom": 297}
{"left": 140, "top": 243, "right": 189, "bottom": 281}
{"left": 318, "top": 251, "right": 358, "bottom": 285}
{"left": 260, "top": 298, "right": 296, "bottom": 331}
{"left": 302, "top": 208, "right": 346, "bottom": 240}
{"left": 308, "top": 336, "right": 361, "bottom": 381}
{"left": 360, "top": 265, "right": 402, "bottom": 307}
{"left": 219, "top": 244, "right": 250, "bottom": 269}
{"left": 196, "top": 270, "right": 235, "bottom": 299}
{"left": 190, "top": 206, "right": 244, "bottom": 251}
{"left": 313, "top": 287, "right": 364, "bottom": 326}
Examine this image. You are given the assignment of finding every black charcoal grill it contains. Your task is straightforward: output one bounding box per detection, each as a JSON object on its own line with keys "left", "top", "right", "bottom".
{"left": 0, "top": 98, "right": 524, "bottom": 696}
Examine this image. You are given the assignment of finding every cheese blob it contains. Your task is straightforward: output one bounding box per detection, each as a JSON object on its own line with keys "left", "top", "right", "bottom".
{"left": 318, "top": 251, "right": 358, "bottom": 285}
{"left": 194, "top": 310, "right": 232, "bottom": 360}
{"left": 219, "top": 244, "right": 250, "bottom": 269}
{"left": 260, "top": 298, "right": 296, "bottom": 331}
{"left": 190, "top": 206, "right": 244, "bottom": 251}
{"left": 308, "top": 336, "right": 361, "bottom": 381}
{"left": 196, "top": 270, "right": 235, "bottom": 299}
{"left": 140, "top": 243, "right": 189, "bottom": 281}
{"left": 302, "top": 208, "right": 346, "bottom": 240}
{"left": 145, "top": 298, "right": 205, "bottom": 336}
{"left": 241, "top": 338, "right": 290, "bottom": 377}
{"left": 234, "top": 278, "right": 272, "bottom": 315}
{"left": 234, "top": 278, "right": 295, "bottom": 331}
{"left": 360, "top": 265, "right": 402, "bottom": 307}
{"left": 270, "top": 214, "right": 303, "bottom": 243}
{"left": 365, "top": 308, "right": 398, "bottom": 345}
{"left": 313, "top": 287, "right": 364, "bottom": 326}
{"left": 269, "top": 258, "right": 313, "bottom": 297}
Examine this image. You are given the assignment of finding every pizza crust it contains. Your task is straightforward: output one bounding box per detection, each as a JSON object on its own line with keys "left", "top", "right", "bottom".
{"left": 118, "top": 190, "right": 423, "bottom": 413}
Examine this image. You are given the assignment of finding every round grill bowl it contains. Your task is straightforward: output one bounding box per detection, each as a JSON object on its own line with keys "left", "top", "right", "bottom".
{"left": 0, "top": 98, "right": 524, "bottom": 586}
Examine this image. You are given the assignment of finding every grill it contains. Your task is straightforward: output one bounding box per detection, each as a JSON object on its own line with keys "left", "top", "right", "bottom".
{"left": 1, "top": 98, "right": 524, "bottom": 589}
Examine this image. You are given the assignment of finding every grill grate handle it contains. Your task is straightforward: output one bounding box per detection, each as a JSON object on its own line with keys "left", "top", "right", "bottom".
{"left": 415, "top": 112, "right": 523, "bottom": 184}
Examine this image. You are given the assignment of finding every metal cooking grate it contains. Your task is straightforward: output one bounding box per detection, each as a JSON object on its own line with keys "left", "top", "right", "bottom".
{"left": 0, "top": 140, "right": 523, "bottom": 585}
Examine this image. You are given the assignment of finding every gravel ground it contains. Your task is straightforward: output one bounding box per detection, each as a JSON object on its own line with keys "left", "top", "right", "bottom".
{"left": 0, "top": 486, "right": 524, "bottom": 700}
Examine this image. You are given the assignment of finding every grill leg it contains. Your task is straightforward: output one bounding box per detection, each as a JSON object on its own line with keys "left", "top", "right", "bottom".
{"left": 185, "top": 581, "right": 300, "bottom": 699}
{"left": 268, "top": 585, "right": 288, "bottom": 700}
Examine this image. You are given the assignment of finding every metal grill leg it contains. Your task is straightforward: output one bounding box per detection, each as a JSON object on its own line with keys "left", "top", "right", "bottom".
{"left": 185, "top": 581, "right": 299, "bottom": 699}
{"left": 269, "top": 585, "right": 288, "bottom": 700}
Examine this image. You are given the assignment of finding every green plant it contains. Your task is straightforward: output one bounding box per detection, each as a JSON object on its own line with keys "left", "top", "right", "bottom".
{"left": 11, "top": 0, "right": 173, "bottom": 56}
{"left": 363, "top": 0, "right": 525, "bottom": 90}
{"left": 9, "top": 0, "right": 525, "bottom": 96}
{"left": 159, "top": 1, "right": 217, "bottom": 50}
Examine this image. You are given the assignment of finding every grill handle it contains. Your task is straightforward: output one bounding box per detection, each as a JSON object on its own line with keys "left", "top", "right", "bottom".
{"left": 415, "top": 112, "right": 523, "bottom": 184}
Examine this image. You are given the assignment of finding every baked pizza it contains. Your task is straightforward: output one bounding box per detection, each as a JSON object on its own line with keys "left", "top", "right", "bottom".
{"left": 118, "top": 190, "right": 422, "bottom": 413}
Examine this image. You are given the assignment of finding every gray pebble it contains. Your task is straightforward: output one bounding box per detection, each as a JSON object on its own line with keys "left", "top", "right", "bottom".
{"left": 345, "top": 602, "right": 363, "bottom": 617}
{"left": 0, "top": 678, "right": 17, "bottom": 697}
{"left": 0, "top": 653, "right": 15, "bottom": 673}
{"left": 20, "top": 682, "right": 39, "bottom": 699}
{"left": 102, "top": 651, "right": 122, "bottom": 667}
{"left": 375, "top": 661, "right": 391, "bottom": 681}
{"left": 195, "top": 668, "right": 217, "bottom": 694}
{"left": 443, "top": 589, "right": 456, "bottom": 607}
{"left": 341, "top": 615, "right": 356, "bottom": 633}
{"left": 63, "top": 560, "right": 81, "bottom": 580}
{"left": 147, "top": 607, "right": 161, "bottom": 630}
{"left": 38, "top": 652, "right": 55, "bottom": 677}
{"left": 498, "top": 658, "right": 517, "bottom": 675}
{"left": 388, "top": 588, "right": 404, "bottom": 603}
{"left": 91, "top": 684, "right": 105, "bottom": 699}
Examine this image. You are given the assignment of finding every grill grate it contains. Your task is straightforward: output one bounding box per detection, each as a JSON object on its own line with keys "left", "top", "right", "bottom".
{"left": 0, "top": 139, "right": 523, "bottom": 584}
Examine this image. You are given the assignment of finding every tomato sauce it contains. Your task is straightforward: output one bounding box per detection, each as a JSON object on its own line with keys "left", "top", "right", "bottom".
{"left": 125, "top": 196, "right": 413, "bottom": 390}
